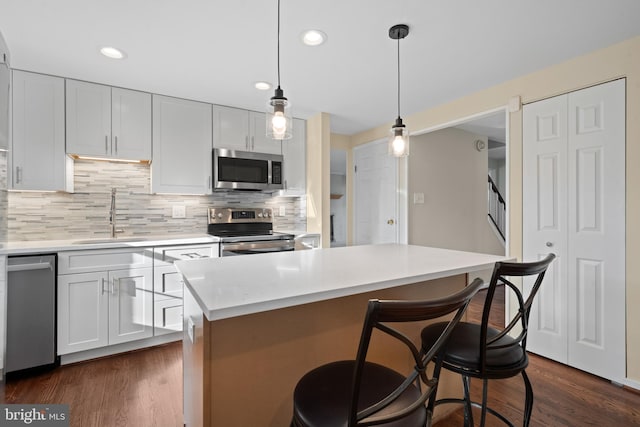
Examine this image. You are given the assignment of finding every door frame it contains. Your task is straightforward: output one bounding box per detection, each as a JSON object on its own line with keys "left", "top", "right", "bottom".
{"left": 352, "top": 138, "right": 408, "bottom": 245}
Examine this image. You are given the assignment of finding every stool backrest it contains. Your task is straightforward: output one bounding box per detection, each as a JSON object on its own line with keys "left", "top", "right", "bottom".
{"left": 348, "top": 278, "right": 484, "bottom": 426}
{"left": 479, "top": 253, "right": 556, "bottom": 373}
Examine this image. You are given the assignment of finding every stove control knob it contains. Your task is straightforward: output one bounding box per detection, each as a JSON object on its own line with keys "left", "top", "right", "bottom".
{"left": 217, "top": 213, "right": 223, "bottom": 219}
{"left": 266, "top": 212, "right": 271, "bottom": 218}
{"left": 258, "top": 213, "right": 263, "bottom": 218}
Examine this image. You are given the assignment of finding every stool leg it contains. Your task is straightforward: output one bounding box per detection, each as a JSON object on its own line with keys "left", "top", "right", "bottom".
{"left": 480, "top": 378, "right": 489, "bottom": 427}
{"left": 522, "top": 370, "right": 534, "bottom": 427}
{"left": 462, "top": 375, "right": 474, "bottom": 427}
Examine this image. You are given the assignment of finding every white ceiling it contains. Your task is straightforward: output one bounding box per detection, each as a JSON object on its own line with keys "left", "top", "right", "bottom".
{"left": 1, "top": 1, "right": 639, "bottom": 136}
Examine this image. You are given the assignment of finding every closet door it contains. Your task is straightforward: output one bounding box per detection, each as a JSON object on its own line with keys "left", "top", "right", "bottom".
{"left": 523, "top": 94, "right": 569, "bottom": 364}
{"left": 523, "top": 79, "right": 626, "bottom": 382}
{"left": 566, "top": 79, "right": 625, "bottom": 380}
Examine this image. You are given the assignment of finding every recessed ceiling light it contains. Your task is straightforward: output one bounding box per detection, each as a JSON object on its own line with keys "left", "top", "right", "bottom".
{"left": 100, "top": 46, "right": 126, "bottom": 59}
{"left": 255, "top": 81, "right": 272, "bottom": 90}
{"left": 302, "top": 30, "right": 327, "bottom": 46}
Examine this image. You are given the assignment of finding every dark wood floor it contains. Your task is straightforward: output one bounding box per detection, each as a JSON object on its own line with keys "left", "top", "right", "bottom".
{"left": 4, "top": 286, "right": 640, "bottom": 426}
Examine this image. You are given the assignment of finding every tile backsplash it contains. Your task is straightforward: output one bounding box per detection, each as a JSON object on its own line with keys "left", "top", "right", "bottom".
{"left": 8, "top": 159, "right": 306, "bottom": 241}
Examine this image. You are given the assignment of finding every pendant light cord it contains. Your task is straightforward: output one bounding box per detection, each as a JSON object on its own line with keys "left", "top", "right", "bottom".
{"left": 277, "top": 0, "right": 281, "bottom": 88}
{"left": 396, "top": 37, "right": 401, "bottom": 118}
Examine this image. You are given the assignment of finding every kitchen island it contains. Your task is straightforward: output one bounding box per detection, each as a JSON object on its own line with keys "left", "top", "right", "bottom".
{"left": 176, "top": 244, "right": 509, "bottom": 427}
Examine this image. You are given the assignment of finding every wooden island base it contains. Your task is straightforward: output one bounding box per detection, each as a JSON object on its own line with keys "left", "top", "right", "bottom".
{"left": 183, "top": 274, "right": 467, "bottom": 427}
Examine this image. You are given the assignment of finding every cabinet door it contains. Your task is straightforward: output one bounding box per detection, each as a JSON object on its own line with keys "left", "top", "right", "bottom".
{"left": 250, "top": 111, "right": 282, "bottom": 154}
{"left": 212, "top": 104, "right": 249, "bottom": 151}
{"left": 282, "top": 118, "right": 306, "bottom": 194}
{"left": 153, "top": 264, "right": 183, "bottom": 300}
{"left": 112, "top": 87, "right": 151, "bottom": 160}
{"left": 58, "top": 272, "right": 109, "bottom": 355}
{"left": 152, "top": 95, "right": 212, "bottom": 194}
{"left": 11, "top": 70, "right": 72, "bottom": 191}
{"left": 154, "top": 298, "right": 183, "bottom": 336}
{"left": 108, "top": 268, "right": 153, "bottom": 345}
{"left": 66, "top": 79, "right": 111, "bottom": 157}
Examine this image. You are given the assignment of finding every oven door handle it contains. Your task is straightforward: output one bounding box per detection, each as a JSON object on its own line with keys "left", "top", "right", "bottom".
{"left": 221, "top": 239, "right": 295, "bottom": 254}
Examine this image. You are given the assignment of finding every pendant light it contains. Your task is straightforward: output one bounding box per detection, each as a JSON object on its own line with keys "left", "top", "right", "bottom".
{"left": 388, "top": 24, "right": 410, "bottom": 157}
{"left": 266, "top": 0, "right": 293, "bottom": 140}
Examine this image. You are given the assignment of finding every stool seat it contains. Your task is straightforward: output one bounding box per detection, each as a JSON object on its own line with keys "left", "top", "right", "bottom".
{"left": 421, "top": 322, "right": 527, "bottom": 378}
{"left": 293, "top": 361, "right": 427, "bottom": 427}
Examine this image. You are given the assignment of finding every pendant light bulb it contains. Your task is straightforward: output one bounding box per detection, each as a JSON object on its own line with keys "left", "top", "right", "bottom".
{"left": 388, "top": 24, "right": 410, "bottom": 157}
{"left": 267, "top": 0, "right": 293, "bottom": 140}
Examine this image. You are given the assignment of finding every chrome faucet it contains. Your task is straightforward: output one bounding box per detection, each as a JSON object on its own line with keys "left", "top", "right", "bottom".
{"left": 109, "top": 188, "right": 124, "bottom": 238}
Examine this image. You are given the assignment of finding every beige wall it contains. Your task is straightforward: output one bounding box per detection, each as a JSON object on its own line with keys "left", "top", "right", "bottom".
{"left": 347, "top": 35, "right": 640, "bottom": 384}
{"left": 408, "top": 128, "right": 503, "bottom": 255}
{"left": 306, "top": 113, "right": 331, "bottom": 248}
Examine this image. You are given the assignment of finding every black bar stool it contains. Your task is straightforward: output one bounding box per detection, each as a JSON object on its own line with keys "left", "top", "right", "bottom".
{"left": 291, "top": 278, "right": 485, "bottom": 427}
{"left": 420, "top": 254, "right": 555, "bottom": 426}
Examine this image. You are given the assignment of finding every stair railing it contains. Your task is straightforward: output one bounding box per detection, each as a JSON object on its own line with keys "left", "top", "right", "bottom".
{"left": 487, "top": 175, "right": 506, "bottom": 240}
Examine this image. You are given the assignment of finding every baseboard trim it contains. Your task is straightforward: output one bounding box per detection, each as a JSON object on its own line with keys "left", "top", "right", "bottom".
{"left": 60, "top": 332, "right": 181, "bottom": 365}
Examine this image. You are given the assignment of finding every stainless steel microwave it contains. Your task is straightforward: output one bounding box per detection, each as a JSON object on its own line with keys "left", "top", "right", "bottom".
{"left": 213, "top": 148, "right": 283, "bottom": 191}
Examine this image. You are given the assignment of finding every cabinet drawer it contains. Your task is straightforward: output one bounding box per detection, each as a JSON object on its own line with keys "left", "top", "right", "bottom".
{"left": 153, "top": 244, "right": 218, "bottom": 266}
{"left": 154, "top": 265, "right": 184, "bottom": 300}
{"left": 58, "top": 248, "right": 153, "bottom": 274}
{"left": 154, "top": 299, "right": 183, "bottom": 336}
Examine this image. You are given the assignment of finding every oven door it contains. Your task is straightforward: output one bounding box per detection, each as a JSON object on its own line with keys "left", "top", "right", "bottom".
{"left": 220, "top": 239, "right": 295, "bottom": 256}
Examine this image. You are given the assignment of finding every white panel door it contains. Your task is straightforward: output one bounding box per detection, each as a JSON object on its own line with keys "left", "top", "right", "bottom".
{"left": 108, "top": 268, "right": 153, "bottom": 345}
{"left": 57, "top": 272, "right": 109, "bottom": 355}
{"left": 566, "top": 80, "right": 625, "bottom": 380}
{"left": 523, "top": 79, "right": 626, "bottom": 381}
{"left": 111, "top": 87, "right": 151, "bottom": 160}
{"left": 354, "top": 140, "right": 397, "bottom": 245}
{"left": 523, "top": 95, "right": 569, "bottom": 363}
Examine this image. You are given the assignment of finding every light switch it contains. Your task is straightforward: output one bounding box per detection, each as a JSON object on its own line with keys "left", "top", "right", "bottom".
{"left": 413, "top": 193, "right": 425, "bottom": 204}
{"left": 172, "top": 205, "right": 186, "bottom": 218}
{"left": 279, "top": 206, "right": 286, "bottom": 216}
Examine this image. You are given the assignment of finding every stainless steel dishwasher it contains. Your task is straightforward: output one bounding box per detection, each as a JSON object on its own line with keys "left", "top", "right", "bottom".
{"left": 7, "top": 255, "right": 58, "bottom": 373}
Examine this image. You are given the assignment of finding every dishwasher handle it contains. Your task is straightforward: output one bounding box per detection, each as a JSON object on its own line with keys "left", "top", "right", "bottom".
{"left": 8, "top": 261, "right": 54, "bottom": 272}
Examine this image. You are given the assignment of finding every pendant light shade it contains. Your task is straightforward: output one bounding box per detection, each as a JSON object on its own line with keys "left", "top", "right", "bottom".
{"left": 267, "top": 0, "right": 293, "bottom": 140}
{"left": 388, "top": 24, "right": 409, "bottom": 157}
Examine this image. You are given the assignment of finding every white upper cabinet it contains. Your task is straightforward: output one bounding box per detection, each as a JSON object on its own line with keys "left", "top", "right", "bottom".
{"left": 212, "top": 105, "right": 281, "bottom": 155}
{"left": 250, "top": 111, "right": 282, "bottom": 154}
{"left": 281, "top": 118, "right": 306, "bottom": 195}
{"left": 11, "top": 70, "right": 73, "bottom": 191}
{"left": 152, "top": 95, "right": 212, "bottom": 194}
{"left": 66, "top": 79, "right": 151, "bottom": 160}
{"left": 111, "top": 87, "right": 152, "bottom": 160}
{"left": 212, "top": 105, "right": 249, "bottom": 151}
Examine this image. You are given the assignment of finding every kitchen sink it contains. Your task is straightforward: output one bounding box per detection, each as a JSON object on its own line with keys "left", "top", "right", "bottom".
{"left": 71, "top": 238, "right": 149, "bottom": 245}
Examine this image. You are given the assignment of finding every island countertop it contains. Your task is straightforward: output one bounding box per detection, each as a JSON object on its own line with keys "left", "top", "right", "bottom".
{"left": 175, "top": 243, "right": 509, "bottom": 321}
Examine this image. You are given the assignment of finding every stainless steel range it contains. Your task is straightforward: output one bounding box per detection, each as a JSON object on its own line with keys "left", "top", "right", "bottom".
{"left": 208, "top": 207, "right": 295, "bottom": 256}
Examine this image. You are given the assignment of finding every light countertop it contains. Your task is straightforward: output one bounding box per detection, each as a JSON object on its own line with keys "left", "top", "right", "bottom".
{"left": 175, "top": 243, "right": 509, "bottom": 321}
{"left": 1, "top": 234, "right": 220, "bottom": 255}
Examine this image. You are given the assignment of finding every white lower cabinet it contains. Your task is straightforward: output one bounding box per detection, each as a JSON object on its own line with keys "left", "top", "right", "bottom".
{"left": 57, "top": 249, "right": 154, "bottom": 355}
{"left": 57, "top": 244, "right": 218, "bottom": 356}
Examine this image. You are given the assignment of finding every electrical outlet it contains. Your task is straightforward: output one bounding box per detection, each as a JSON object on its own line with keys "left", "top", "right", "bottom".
{"left": 413, "top": 193, "right": 425, "bottom": 204}
{"left": 279, "top": 206, "right": 286, "bottom": 216}
{"left": 172, "top": 205, "right": 186, "bottom": 218}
